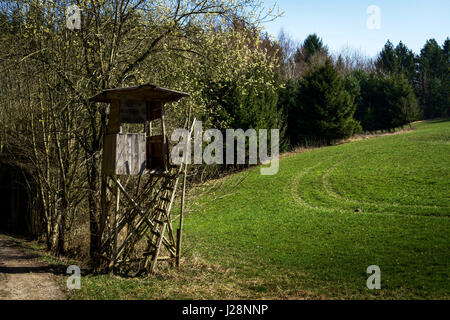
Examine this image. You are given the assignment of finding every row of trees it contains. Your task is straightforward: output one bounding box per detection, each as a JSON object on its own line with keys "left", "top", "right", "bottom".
{"left": 276, "top": 33, "right": 448, "bottom": 146}
{"left": 377, "top": 39, "right": 449, "bottom": 119}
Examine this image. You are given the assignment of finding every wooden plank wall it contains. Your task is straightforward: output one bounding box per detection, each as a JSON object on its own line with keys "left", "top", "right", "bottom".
{"left": 104, "top": 133, "right": 146, "bottom": 175}
{"left": 115, "top": 133, "right": 146, "bottom": 175}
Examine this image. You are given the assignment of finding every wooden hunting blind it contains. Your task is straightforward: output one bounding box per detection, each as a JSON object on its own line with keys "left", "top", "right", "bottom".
{"left": 90, "top": 84, "right": 189, "bottom": 175}
{"left": 89, "top": 84, "right": 192, "bottom": 275}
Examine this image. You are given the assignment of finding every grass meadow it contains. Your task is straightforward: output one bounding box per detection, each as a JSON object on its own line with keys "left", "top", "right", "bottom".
{"left": 68, "top": 119, "right": 450, "bottom": 299}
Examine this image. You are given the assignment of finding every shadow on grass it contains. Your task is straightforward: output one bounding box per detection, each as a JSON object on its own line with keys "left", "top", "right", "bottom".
{"left": 0, "top": 232, "right": 94, "bottom": 278}
{"left": 0, "top": 265, "right": 68, "bottom": 275}
{"left": 423, "top": 118, "right": 450, "bottom": 124}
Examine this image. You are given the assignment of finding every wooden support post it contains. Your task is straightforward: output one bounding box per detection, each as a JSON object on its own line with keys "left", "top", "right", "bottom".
{"left": 99, "top": 175, "right": 108, "bottom": 270}
{"left": 176, "top": 168, "right": 187, "bottom": 268}
{"left": 113, "top": 178, "right": 120, "bottom": 269}
{"left": 176, "top": 108, "right": 193, "bottom": 268}
{"left": 160, "top": 102, "right": 168, "bottom": 171}
{"left": 100, "top": 100, "right": 120, "bottom": 270}
{"left": 149, "top": 222, "right": 167, "bottom": 274}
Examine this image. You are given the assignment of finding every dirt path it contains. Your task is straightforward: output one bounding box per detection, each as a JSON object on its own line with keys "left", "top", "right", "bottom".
{"left": 0, "top": 234, "right": 65, "bottom": 300}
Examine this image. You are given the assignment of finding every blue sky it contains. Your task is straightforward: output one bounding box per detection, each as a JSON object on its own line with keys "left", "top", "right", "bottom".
{"left": 262, "top": 0, "right": 450, "bottom": 57}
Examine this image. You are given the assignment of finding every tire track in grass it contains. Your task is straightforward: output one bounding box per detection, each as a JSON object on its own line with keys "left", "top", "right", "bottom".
{"left": 286, "top": 154, "right": 348, "bottom": 214}
{"left": 320, "top": 155, "right": 450, "bottom": 217}
{"left": 286, "top": 151, "right": 450, "bottom": 219}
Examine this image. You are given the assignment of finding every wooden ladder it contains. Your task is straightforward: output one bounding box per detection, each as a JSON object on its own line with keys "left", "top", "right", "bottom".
{"left": 144, "top": 170, "right": 180, "bottom": 273}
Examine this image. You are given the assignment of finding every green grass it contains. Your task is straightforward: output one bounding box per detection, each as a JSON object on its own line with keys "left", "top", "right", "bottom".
{"left": 74, "top": 119, "right": 450, "bottom": 300}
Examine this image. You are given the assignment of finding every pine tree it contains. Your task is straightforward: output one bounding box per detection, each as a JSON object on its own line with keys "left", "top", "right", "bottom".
{"left": 376, "top": 41, "right": 397, "bottom": 75}
{"left": 376, "top": 41, "right": 416, "bottom": 83}
{"left": 278, "top": 78, "right": 300, "bottom": 146}
{"left": 417, "top": 39, "right": 448, "bottom": 118}
{"left": 395, "top": 41, "right": 417, "bottom": 84}
{"left": 352, "top": 71, "right": 420, "bottom": 131}
{"left": 443, "top": 38, "right": 450, "bottom": 62}
{"left": 293, "top": 33, "right": 329, "bottom": 75}
{"left": 302, "top": 34, "right": 327, "bottom": 63}
{"left": 382, "top": 74, "right": 420, "bottom": 129}
{"left": 291, "top": 59, "right": 360, "bottom": 145}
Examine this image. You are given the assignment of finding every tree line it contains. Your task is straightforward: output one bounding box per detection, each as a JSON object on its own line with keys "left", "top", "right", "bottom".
{"left": 276, "top": 34, "right": 449, "bottom": 147}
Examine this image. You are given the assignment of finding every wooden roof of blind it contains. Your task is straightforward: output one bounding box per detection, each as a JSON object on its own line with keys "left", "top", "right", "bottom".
{"left": 89, "top": 84, "right": 189, "bottom": 103}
